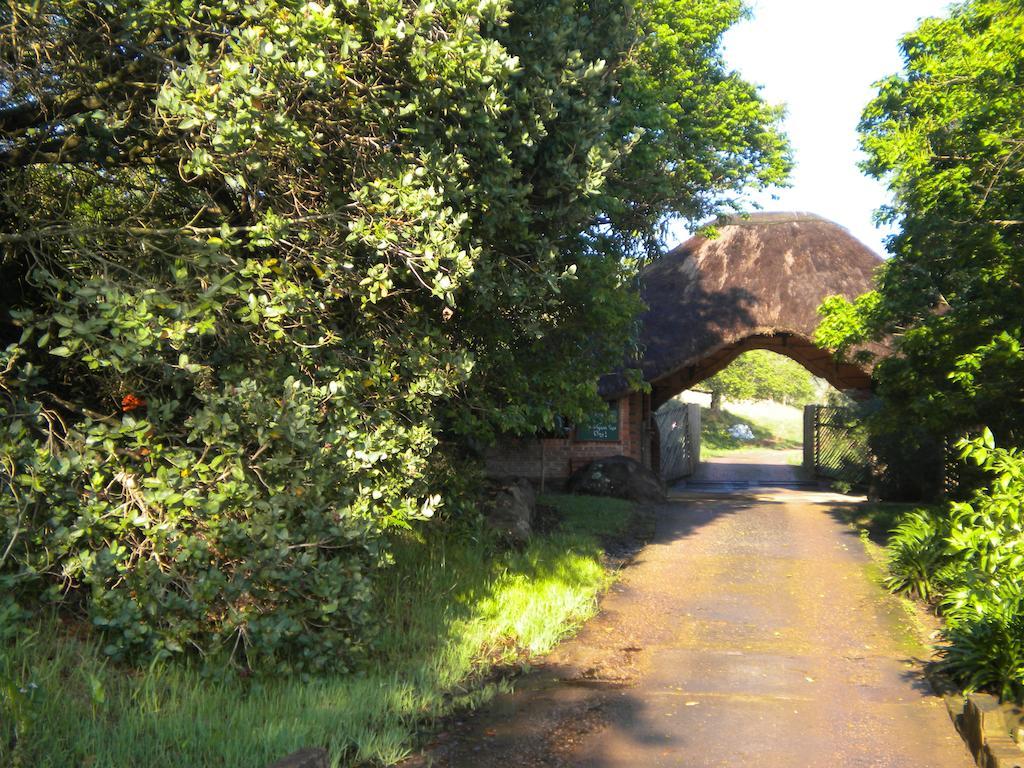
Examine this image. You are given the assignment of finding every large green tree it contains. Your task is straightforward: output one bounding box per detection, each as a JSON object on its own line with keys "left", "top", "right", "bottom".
{"left": 0, "top": 0, "right": 788, "bottom": 669}
{"left": 817, "top": 0, "right": 1024, "bottom": 450}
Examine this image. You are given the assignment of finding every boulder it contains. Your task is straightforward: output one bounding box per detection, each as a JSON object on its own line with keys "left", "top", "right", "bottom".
{"left": 568, "top": 456, "right": 666, "bottom": 503}
{"left": 486, "top": 477, "right": 536, "bottom": 543}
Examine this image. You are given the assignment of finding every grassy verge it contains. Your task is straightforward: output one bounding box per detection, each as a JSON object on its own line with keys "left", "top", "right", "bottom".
{"left": 698, "top": 444, "right": 805, "bottom": 462}
{"left": 811, "top": 500, "right": 934, "bottom": 659}
{"left": 718, "top": 400, "right": 804, "bottom": 445}
{"left": 0, "top": 494, "right": 635, "bottom": 768}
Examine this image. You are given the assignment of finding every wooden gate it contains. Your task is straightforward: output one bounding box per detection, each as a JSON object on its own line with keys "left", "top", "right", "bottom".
{"left": 655, "top": 402, "right": 701, "bottom": 483}
{"left": 804, "top": 405, "right": 869, "bottom": 486}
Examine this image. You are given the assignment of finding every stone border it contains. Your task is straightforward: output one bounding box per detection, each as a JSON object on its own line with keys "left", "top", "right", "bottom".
{"left": 947, "top": 693, "right": 1024, "bottom": 768}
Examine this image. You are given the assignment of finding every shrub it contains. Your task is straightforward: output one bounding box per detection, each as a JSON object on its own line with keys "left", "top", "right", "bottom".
{"left": 885, "top": 430, "right": 1024, "bottom": 701}
{"left": 885, "top": 508, "right": 957, "bottom": 602}
{"left": 941, "top": 582, "right": 1024, "bottom": 702}
{"left": 1, "top": 374, "right": 421, "bottom": 672}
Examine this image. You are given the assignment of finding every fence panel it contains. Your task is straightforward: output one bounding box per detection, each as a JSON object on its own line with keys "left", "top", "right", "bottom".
{"left": 656, "top": 403, "right": 700, "bottom": 483}
{"left": 811, "top": 405, "right": 869, "bottom": 486}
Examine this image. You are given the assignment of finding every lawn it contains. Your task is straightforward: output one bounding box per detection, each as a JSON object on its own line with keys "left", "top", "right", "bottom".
{"left": 722, "top": 400, "right": 804, "bottom": 445}
{"left": 699, "top": 399, "right": 804, "bottom": 454}
{"left": 0, "top": 495, "right": 635, "bottom": 768}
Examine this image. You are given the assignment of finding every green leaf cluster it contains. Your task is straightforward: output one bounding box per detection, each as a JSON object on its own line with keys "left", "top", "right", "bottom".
{"left": 0, "top": 0, "right": 787, "bottom": 670}
{"left": 696, "top": 350, "right": 817, "bottom": 408}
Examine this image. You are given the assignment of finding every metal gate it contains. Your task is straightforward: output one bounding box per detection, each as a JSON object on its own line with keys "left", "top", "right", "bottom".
{"left": 655, "top": 402, "right": 701, "bottom": 483}
{"left": 807, "top": 405, "right": 869, "bottom": 486}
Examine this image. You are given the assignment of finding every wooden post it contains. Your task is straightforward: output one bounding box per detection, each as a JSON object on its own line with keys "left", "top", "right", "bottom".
{"left": 803, "top": 405, "right": 817, "bottom": 475}
{"left": 640, "top": 418, "right": 650, "bottom": 467}
{"left": 688, "top": 403, "right": 702, "bottom": 475}
{"left": 540, "top": 439, "right": 546, "bottom": 496}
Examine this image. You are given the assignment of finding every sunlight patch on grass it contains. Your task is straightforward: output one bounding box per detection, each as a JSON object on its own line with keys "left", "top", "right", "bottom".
{"left": 700, "top": 400, "right": 804, "bottom": 456}
{"left": 722, "top": 400, "right": 804, "bottom": 444}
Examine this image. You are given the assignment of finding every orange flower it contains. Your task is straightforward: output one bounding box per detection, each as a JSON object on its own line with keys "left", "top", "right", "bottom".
{"left": 121, "top": 393, "right": 147, "bottom": 412}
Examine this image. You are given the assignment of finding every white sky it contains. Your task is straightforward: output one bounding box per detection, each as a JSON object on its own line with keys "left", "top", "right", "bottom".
{"left": 667, "top": 0, "right": 954, "bottom": 257}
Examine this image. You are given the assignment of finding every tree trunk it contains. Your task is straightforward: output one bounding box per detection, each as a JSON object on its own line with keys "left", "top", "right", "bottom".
{"left": 710, "top": 391, "right": 722, "bottom": 412}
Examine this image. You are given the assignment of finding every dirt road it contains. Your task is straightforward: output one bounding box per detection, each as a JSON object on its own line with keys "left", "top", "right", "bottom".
{"left": 414, "top": 492, "right": 973, "bottom": 767}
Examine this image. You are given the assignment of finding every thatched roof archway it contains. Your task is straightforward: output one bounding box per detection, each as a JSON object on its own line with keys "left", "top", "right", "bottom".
{"left": 629, "top": 212, "right": 883, "bottom": 409}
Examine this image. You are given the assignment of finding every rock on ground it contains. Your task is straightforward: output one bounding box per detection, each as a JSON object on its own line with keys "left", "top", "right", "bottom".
{"left": 486, "top": 477, "right": 536, "bottom": 543}
{"left": 568, "top": 455, "right": 666, "bottom": 503}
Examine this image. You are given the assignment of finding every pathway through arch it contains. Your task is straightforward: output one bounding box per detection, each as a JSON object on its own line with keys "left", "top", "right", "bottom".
{"left": 680, "top": 447, "right": 807, "bottom": 492}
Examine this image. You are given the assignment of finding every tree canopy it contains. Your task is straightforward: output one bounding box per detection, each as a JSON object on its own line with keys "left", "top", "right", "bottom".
{"left": 816, "top": 0, "right": 1024, "bottom": 447}
{"left": 0, "top": 0, "right": 789, "bottom": 670}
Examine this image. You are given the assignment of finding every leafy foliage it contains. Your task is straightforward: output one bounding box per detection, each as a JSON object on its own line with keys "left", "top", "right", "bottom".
{"left": 885, "top": 508, "right": 955, "bottom": 602}
{"left": 601, "top": 0, "right": 791, "bottom": 254}
{"left": 885, "top": 432, "right": 1024, "bottom": 701}
{"left": 696, "top": 350, "right": 818, "bottom": 410}
{"left": 820, "top": 6, "right": 1024, "bottom": 699}
{"left": 816, "top": 0, "right": 1024, "bottom": 451}
{"left": 942, "top": 595, "right": 1024, "bottom": 703}
{"left": 0, "top": 0, "right": 788, "bottom": 670}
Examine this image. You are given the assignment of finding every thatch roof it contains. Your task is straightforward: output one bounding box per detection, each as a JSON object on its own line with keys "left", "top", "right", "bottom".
{"left": 617, "top": 212, "right": 884, "bottom": 408}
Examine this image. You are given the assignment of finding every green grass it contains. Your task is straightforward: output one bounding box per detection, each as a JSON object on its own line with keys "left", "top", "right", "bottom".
{"left": 840, "top": 506, "right": 939, "bottom": 659}
{"left": 700, "top": 401, "right": 803, "bottom": 453}
{"left": 721, "top": 400, "right": 804, "bottom": 445}
{"left": 0, "top": 494, "right": 634, "bottom": 768}
{"left": 699, "top": 444, "right": 803, "bottom": 460}
{"left": 541, "top": 493, "right": 634, "bottom": 539}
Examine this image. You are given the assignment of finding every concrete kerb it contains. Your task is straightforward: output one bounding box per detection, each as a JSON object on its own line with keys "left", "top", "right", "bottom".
{"left": 668, "top": 487, "right": 867, "bottom": 505}
{"left": 944, "top": 693, "right": 1024, "bottom": 768}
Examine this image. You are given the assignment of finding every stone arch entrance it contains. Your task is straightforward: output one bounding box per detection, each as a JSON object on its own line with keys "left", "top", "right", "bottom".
{"left": 634, "top": 211, "right": 881, "bottom": 410}
{"left": 486, "top": 212, "right": 882, "bottom": 489}
{"left": 612, "top": 211, "right": 882, "bottom": 483}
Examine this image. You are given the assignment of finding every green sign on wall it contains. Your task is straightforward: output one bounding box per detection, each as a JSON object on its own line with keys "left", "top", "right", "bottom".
{"left": 576, "top": 401, "right": 620, "bottom": 442}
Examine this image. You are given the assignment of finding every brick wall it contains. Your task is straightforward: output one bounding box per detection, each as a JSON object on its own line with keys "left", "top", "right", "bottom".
{"left": 483, "top": 436, "right": 574, "bottom": 485}
{"left": 484, "top": 393, "right": 651, "bottom": 486}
